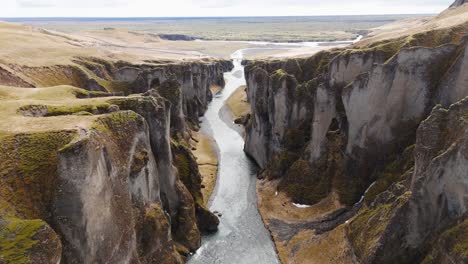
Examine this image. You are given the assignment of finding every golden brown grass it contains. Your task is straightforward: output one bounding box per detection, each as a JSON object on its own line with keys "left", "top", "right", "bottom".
{"left": 256, "top": 179, "right": 356, "bottom": 264}
{"left": 192, "top": 131, "right": 218, "bottom": 205}
{"left": 226, "top": 85, "right": 250, "bottom": 120}
{"left": 209, "top": 85, "right": 222, "bottom": 95}
{"left": 357, "top": 5, "right": 468, "bottom": 47}
{"left": 0, "top": 85, "right": 125, "bottom": 134}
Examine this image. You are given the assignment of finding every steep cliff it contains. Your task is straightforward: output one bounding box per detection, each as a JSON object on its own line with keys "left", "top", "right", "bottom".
{"left": 244, "top": 8, "right": 467, "bottom": 263}
{"left": 0, "top": 53, "right": 232, "bottom": 262}
{"left": 2, "top": 58, "right": 231, "bottom": 130}
{"left": 451, "top": 0, "right": 468, "bottom": 8}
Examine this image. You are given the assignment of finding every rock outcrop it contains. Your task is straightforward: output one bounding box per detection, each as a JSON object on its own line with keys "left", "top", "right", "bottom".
{"left": 2, "top": 58, "right": 232, "bottom": 127}
{"left": 0, "top": 56, "right": 232, "bottom": 263}
{"left": 244, "top": 17, "right": 468, "bottom": 263}
{"left": 54, "top": 111, "right": 182, "bottom": 263}
{"left": 348, "top": 97, "right": 468, "bottom": 264}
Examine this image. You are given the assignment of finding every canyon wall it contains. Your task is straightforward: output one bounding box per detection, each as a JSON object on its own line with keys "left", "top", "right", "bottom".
{"left": 244, "top": 24, "right": 467, "bottom": 263}
{"left": 0, "top": 59, "right": 232, "bottom": 263}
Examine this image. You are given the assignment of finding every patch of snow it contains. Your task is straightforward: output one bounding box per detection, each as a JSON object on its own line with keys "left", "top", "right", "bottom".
{"left": 358, "top": 181, "right": 377, "bottom": 204}
{"left": 275, "top": 191, "right": 278, "bottom": 196}
{"left": 293, "top": 203, "right": 311, "bottom": 208}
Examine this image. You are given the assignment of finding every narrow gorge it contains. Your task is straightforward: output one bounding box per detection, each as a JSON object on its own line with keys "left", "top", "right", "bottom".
{"left": 188, "top": 50, "right": 279, "bottom": 264}
{"left": 0, "top": 1, "right": 467, "bottom": 264}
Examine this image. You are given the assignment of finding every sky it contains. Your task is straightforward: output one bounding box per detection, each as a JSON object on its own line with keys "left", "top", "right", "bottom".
{"left": 0, "top": 0, "right": 456, "bottom": 17}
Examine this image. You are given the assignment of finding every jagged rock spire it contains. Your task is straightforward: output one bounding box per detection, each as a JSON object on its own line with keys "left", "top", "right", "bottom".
{"left": 450, "top": 0, "right": 468, "bottom": 7}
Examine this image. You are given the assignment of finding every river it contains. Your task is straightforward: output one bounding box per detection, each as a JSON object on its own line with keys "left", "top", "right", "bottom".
{"left": 188, "top": 36, "right": 361, "bottom": 263}
{"left": 187, "top": 49, "right": 280, "bottom": 264}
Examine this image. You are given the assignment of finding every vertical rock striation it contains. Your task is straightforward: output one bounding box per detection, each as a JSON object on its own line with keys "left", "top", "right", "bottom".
{"left": 244, "top": 23, "right": 468, "bottom": 262}
{"left": 0, "top": 58, "right": 233, "bottom": 263}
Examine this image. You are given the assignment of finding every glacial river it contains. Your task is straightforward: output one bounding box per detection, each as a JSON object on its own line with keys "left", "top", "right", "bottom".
{"left": 188, "top": 36, "right": 361, "bottom": 263}
{"left": 187, "top": 49, "right": 280, "bottom": 264}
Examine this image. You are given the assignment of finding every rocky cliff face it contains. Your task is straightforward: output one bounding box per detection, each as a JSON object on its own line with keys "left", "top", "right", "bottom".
{"left": 54, "top": 111, "right": 182, "bottom": 263}
{"left": 451, "top": 0, "right": 468, "bottom": 7}
{"left": 244, "top": 22, "right": 468, "bottom": 263}
{"left": 0, "top": 58, "right": 232, "bottom": 263}
{"left": 1, "top": 58, "right": 232, "bottom": 131}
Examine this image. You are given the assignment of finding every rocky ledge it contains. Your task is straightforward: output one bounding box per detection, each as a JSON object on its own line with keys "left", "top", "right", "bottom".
{"left": 243, "top": 9, "right": 467, "bottom": 264}
{"left": 0, "top": 57, "right": 233, "bottom": 263}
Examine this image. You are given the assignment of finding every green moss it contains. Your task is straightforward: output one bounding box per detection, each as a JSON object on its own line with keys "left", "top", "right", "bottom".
{"left": 442, "top": 220, "right": 468, "bottom": 256}
{"left": 72, "top": 111, "right": 93, "bottom": 116}
{"left": 46, "top": 103, "right": 111, "bottom": 116}
{"left": 173, "top": 148, "right": 204, "bottom": 205}
{"left": 18, "top": 103, "right": 113, "bottom": 117}
{"left": 0, "top": 131, "right": 76, "bottom": 218}
{"left": 97, "top": 79, "right": 131, "bottom": 94}
{"left": 157, "top": 77, "right": 181, "bottom": 105}
{"left": 301, "top": 50, "right": 339, "bottom": 78}
{"left": 407, "top": 25, "right": 466, "bottom": 48}
{"left": 420, "top": 254, "right": 434, "bottom": 264}
{"left": 175, "top": 153, "right": 190, "bottom": 182}
{"left": 279, "top": 159, "right": 330, "bottom": 204}
{"left": 344, "top": 38, "right": 403, "bottom": 62}
{"left": 130, "top": 150, "right": 149, "bottom": 175}
{"left": 72, "top": 89, "right": 111, "bottom": 99}
{"left": 91, "top": 111, "right": 142, "bottom": 134}
{"left": 0, "top": 217, "right": 46, "bottom": 263}
{"left": 275, "top": 69, "right": 288, "bottom": 76}
{"left": 348, "top": 192, "right": 411, "bottom": 259}
{"left": 271, "top": 69, "right": 296, "bottom": 93}
{"left": 296, "top": 79, "right": 318, "bottom": 100}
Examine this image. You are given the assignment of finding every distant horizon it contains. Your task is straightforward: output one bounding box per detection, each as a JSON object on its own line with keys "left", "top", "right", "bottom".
{"left": 0, "top": 14, "right": 434, "bottom": 20}
{"left": 1, "top": 0, "right": 454, "bottom": 17}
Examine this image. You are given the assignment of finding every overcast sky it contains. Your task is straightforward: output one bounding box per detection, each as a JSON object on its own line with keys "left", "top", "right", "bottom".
{"left": 0, "top": 0, "right": 455, "bottom": 17}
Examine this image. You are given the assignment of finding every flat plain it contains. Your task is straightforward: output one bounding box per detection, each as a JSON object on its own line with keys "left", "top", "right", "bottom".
{"left": 5, "top": 15, "right": 425, "bottom": 42}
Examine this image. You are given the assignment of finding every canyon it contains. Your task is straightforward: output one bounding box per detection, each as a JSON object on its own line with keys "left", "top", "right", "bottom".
{"left": 243, "top": 2, "right": 468, "bottom": 263}
{"left": 0, "top": 29, "right": 234, "bottom": 261}
{"left": 0, "top": 1, "right": 467, "bottom": 264}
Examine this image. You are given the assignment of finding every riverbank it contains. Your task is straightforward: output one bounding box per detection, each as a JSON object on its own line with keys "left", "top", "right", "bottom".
{"left": 192, "top": 131, "right": 219, "bottom": 205}
{"left": 226, "top": 85, "right": 250, "bottom": 122}
{"left": 256, "top": 179, "right": 357, "bottom": 263}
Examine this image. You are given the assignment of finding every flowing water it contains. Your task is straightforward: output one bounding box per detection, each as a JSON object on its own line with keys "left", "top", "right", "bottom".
{"left": 189, "top": 36, "right": 361, "bottom": 263}
{"left": 188, "top": 49, "right": 280, "bottom": 264}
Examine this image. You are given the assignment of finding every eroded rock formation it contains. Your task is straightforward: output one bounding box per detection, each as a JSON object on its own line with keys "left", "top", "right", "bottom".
{"left": 244, "top": 15, "right": 468, "bottom": 264}
{"left": 0, "top": 57, "right": 232, "bottom": 263}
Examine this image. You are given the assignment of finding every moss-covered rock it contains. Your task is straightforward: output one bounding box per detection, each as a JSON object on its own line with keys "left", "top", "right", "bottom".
{"left": 421, "top": 220, "right": 468, "bottom": 264}
{"left": 363, "top": 144, "right": 415, "bottom": 204}
{"left": 0, "top": 131, "right": 74, "bottom": 264}
{"left": 172, "top": 142, "right": 219, "bottom": 234}
{"left": 137, "top": 204, "right": 184, "bottom": 264}
{"left": 171, "top": 181, "right": 201, "bottom": 252}
{"left": 347, "top": 191, "right": 411, "bottom": 264}
{"left": 0, "top": 131, "right": 76, "bottom": 218}
{"left": 0, "top": 217, "right": 61, "bottom": 264}
{"left": 18, "top": 103, "right": 117, "bottom": 117}
{"left": 279, "top": 159, "right": 330, "bottom": 204}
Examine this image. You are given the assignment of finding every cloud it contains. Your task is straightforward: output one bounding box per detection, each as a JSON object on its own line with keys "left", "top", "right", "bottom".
{"left": 198, "top": 1, "right": 236, "bottom": 8}
{"left": 8, "top": 0, "right": 456, "bottom": 16}
{"left": 17, "top": 0, "right": 129, "bottom": 8}
{"left": 17, "top": 0, "right": 54, "bottom": 7}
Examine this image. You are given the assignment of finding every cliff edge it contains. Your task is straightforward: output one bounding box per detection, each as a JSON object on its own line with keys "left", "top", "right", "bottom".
{"left": 243, "top": 2, "right": 468, "bottom": 263}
